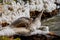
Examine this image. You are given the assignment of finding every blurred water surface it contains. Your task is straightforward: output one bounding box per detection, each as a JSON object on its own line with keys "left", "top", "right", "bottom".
{"left": 42, "top": 10, "right": 60, "bottom": 36}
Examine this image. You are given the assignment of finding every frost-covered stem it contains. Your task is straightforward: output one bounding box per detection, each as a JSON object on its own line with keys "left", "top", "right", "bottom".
{"left": 29, "top": 10, "right": 44, "bottom": 31}
{"left": 35, "top": 10, "right": 44, "bottom": 21}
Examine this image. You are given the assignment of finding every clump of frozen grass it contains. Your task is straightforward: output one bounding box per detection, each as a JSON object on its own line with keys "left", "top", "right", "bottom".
{"left": 43, "top": 0, "right": 56, "bottom": 12}
{"left": 29, "top": 0, "right": 56, "bottom": 12}
{"left": 2, "top": 1, "right": 30, "bottom": 24}
{"left": 0, "top": 0, "right": 57, "bottom": 36}
{"left": 2, "top": 0, "right": 57, "bottom": 24}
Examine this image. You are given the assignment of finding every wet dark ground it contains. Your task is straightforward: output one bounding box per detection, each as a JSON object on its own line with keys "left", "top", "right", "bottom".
{"left": 14, "top": 34, "right": 60, "bottom": 40}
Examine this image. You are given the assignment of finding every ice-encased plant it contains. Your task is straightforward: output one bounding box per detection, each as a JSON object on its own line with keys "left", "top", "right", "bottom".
{"left": 0, "top": 0, "right": 57, "bottom": 36}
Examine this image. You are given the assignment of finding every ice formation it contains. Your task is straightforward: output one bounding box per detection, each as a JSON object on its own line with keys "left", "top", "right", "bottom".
{"left": 0, "top": 0, "right": 57, "bottom": 36}
{"left": 30, "top": 27, "right": 49, "bottom": 35}
{"left": 1, "top": 0, "right": 57, "bottom": 24}
{"left": 0, "top": 26, "right": 16, "bottom": 36}
{"left": 43, "top": 0, "right": 56, "bottom": 12}
{"left": 2, "top": 1, "right": 30, "bottom": 24}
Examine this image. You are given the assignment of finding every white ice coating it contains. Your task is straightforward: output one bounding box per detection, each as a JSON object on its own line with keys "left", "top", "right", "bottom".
{"left": 0, "top": 0, "right": 57, "bottom": 36}
{"left": 0, "top": 26, "right": 16, "bottom": 36}
{"left": 1, "top": 0, "right": 57, "bottom": 24}
{"left": 2, "top": 1, "right": 30, "bottom": 24}
{"left": 30, "top": 29, "right": 49, "bottom": 35}
{"left": 43, "top": 0, "right": 56, "bottom": 12}
{"left": 29, "top": 0, "right": 56, "bottom": 12}
{"left": 29, "top": 0, "right": 44, "bottom": 11}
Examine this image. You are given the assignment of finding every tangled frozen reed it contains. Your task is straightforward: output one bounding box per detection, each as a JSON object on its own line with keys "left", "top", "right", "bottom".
{"left": 0, "top": 0, "right": 57, "bottom": 36}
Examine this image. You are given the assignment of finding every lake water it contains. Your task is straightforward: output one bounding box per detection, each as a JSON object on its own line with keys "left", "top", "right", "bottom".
{"left": 42, "top": 10, "right": 60, "bottom": 36}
